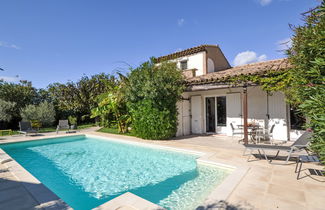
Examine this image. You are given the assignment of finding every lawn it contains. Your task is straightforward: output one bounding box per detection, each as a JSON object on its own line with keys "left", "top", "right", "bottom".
{"left": 39, "top": 123, "right": 96, "bottom": 133}
{"left": 97, "top": 127, "right": 135, "bottom": 136}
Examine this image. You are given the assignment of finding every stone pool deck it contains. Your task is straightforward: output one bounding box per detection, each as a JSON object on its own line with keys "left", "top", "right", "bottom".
{"left": 1, "top": 128, "right": 324, "bottom": 210}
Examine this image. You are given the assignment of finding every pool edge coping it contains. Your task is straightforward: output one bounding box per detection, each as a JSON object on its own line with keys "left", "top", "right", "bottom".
{"left": 0, "top": 148, "right": 71, "bottom": 210}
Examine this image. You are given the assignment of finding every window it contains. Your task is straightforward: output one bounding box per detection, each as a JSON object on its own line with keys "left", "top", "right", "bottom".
{"left": 290, "top": 106, "right": 305, "bottom": 130}
{"left": 206, "top": 97, "right": 216, "bottom": 132}
{"left": 180, "top": 60, "right": 188, "bottom": 70}
{"left": 217, "top": 96, "right": 227, "bottom": 126}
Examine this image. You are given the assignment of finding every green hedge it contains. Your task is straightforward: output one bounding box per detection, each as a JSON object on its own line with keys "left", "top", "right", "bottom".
{"left": 126, "top": 59, "right": 184, "bottom": 140}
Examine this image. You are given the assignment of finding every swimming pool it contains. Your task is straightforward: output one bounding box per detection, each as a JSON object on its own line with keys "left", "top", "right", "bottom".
{"left": 1, "top": 135, "right": 232, "bottom": 210}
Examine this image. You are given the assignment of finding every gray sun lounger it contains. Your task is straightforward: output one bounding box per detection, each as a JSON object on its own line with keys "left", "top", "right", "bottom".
{"left": 56, "top": 120, "right": 70, "bottom": 134}
{"left": 243, "top": 131, "right": 312, "bottom": 164}
{"left": 18, "top": 121, "right": 38, "bottom": 136}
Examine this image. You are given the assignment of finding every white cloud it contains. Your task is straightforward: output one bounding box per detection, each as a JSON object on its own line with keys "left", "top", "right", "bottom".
{"left": 276, "top": 38, "right": 292, "bottom": 51}
{"left": 259, "top": 0, "right": 272, "bottom": 6}
{"left": 0, "top": 41, "right": 20, "bottom": 50}
{"left": 233, "top": 51, "right": 267, "bottom": 66}
{"left": 177, "top": 18, "right": 185, "bottom": 26}
{"left": 0, "top": 75, "right": 20, "bottom": 82}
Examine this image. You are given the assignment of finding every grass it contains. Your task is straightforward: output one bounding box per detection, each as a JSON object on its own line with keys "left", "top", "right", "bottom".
{"left": 38, "top": 123, "right": 96, "bottom": 133}
{"left": 77, "top": 124, "right": 96, "bottom": 129}
{"left": 0, "top": 130, "right": 19, "bottom": 136}
{"left": 97, "top": 127, "right": 135, "bottom": 136}
{"left": 38, "top": 127, "right": 56, "bottom": 133}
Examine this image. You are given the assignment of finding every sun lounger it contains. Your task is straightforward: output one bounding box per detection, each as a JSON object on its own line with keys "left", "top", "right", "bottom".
{"left": 243, "top": 131, "right": 312, "bottom": 164}
{"left": 18, "top": 121, "right": 38, "bottom": 136}
{"left": 56, "top": 120, "right": 70, "bottom": 134}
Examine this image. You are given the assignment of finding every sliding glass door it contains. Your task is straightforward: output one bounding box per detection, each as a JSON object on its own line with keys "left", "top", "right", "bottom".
{"left": 205, "top": 96, "right": 227, "bottom": 133}
{"left": 206, "top": 97, "right": 216, "bottom": 132}
{"left": 216, "top": 96, "right": 227, "bottom": 127}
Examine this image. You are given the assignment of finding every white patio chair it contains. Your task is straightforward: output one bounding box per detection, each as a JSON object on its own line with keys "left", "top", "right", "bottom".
{"left": 230, "top": 122, "right": 243, "bottom": 139}
{"left": 256, "top": 124, "right": 276, "bottom": 144}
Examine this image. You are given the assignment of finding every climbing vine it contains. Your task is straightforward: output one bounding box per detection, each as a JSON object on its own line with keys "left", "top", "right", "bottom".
{"left": 226, "top": 70, "right": 292, "bottom": 92}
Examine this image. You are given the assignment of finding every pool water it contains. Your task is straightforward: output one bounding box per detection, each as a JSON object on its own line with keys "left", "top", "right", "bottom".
{"left": 1, "top": 135, "right": 231, "bottom": 210}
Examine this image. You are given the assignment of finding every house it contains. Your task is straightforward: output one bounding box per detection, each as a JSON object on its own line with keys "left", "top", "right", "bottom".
{"left": 155, "top": 45, "right": 304, "bottom": 142}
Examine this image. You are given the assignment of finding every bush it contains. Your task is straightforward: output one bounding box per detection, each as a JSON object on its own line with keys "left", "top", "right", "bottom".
{"left": 68, "top": 116, "right": 77, "bottom": 125}
{"left": 287, "top": 3, "right": 325, "bottom": 163}
{"left": 21, "top": 101, "right": 56, "bottom": 127}
{"left": 130, "top": 100, "right": 178, "bottom": 139}
{"left": 31, "top": 120, "right": 42, "bottom": 130}
{"left": 126, "top": 59, "right": 184, "bottom": 139}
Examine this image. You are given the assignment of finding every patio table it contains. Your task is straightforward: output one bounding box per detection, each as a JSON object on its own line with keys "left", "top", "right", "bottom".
{"left": 238, "top": 124, "right": 260, "bottom": 143}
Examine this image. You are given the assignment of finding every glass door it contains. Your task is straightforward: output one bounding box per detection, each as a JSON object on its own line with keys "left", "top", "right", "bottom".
{"left": 216, "top": 96, "right": 227, "bottom": 127}
{"left": 206, "top": 96, "right": 227, "bottom": 133}
{"left": 206, "top": 97, "right": 216, "bottom": 132}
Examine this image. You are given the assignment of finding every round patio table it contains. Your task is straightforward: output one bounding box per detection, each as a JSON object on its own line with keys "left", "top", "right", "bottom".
{"left": 237, "top": 124, "right": 260, "bottom": 143}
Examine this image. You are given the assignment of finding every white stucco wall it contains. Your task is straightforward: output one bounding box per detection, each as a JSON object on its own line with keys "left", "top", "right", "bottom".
{"left": 176, "top": 86, "right": 289, "bottom": 140}
{"left": 168, "top": 52, "right": 205, "bottom": 76}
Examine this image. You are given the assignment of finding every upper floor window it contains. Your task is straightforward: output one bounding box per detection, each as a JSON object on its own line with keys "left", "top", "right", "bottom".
{"left": 180, "top": 60, "right": 188, "bottom": 70}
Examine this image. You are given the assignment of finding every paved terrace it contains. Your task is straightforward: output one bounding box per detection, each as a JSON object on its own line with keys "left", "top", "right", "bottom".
{"left": 0, "top": 128, "right": 324, "bottom": 210}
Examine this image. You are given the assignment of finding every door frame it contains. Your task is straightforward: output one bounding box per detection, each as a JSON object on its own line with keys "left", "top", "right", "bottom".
{"left": 203, "top": 95, "right": 227, "bottom": 133}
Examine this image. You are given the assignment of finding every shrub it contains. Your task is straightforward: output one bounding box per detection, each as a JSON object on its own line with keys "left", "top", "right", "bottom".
{"left": 126, "top": 59, "right": 184, "bottom": 139}
{"left": 21, "top": 101, "right": 56, "bottom": 127}
{"left": 130, "top": 100, "right": 178, "bottom": 139}
{"left": 31, "top": 120, "right": 42, "bottom": 130}
{"left": 68, "top": 116, "right": 77, "bottom": 125}
{"left": 287, "top": 3, "right": 325, "bottom": 163}
{"left": 91, "top": 86, "right": 130, "bottom": 133}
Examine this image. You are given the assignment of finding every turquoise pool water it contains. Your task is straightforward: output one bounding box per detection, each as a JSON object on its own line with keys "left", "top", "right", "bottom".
{"left": 1, "top": 135, "right": 231, "bottom": 210}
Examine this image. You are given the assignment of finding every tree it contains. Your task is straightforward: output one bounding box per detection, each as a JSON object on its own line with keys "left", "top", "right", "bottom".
{"left": 21, "top": 101, "right": 56, "bottom": 127}
{"left": 125, "top": 59, "right": 185, "bottom": 139}
{"left": 48, "top": 73, "right": 117, "bottom": 122}
{"left": 91, "top": 74, "right": 130, "bottom": 133}
{"left": 0, "top": 81, "right": 38, "bottom": 117}
{"left": 0, "top": 81, "right": 40, "bottom": 128}
{"left": 287, "top": 3, "right": 325, "bottom": 163}
{"left": 0, "top": 99, "right": 16, "bottom": 122}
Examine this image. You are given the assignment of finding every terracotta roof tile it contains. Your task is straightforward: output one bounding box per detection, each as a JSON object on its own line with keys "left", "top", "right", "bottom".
{"left": 154, "top": 44, "right": 218, "bottom": 63}
{"left": 186, "top": 58, "right": 291, "bottom": 85}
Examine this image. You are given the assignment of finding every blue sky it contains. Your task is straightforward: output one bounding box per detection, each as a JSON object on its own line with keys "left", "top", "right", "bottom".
{"left": 0, "top": 0, "right": 320, "bottom": 88}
